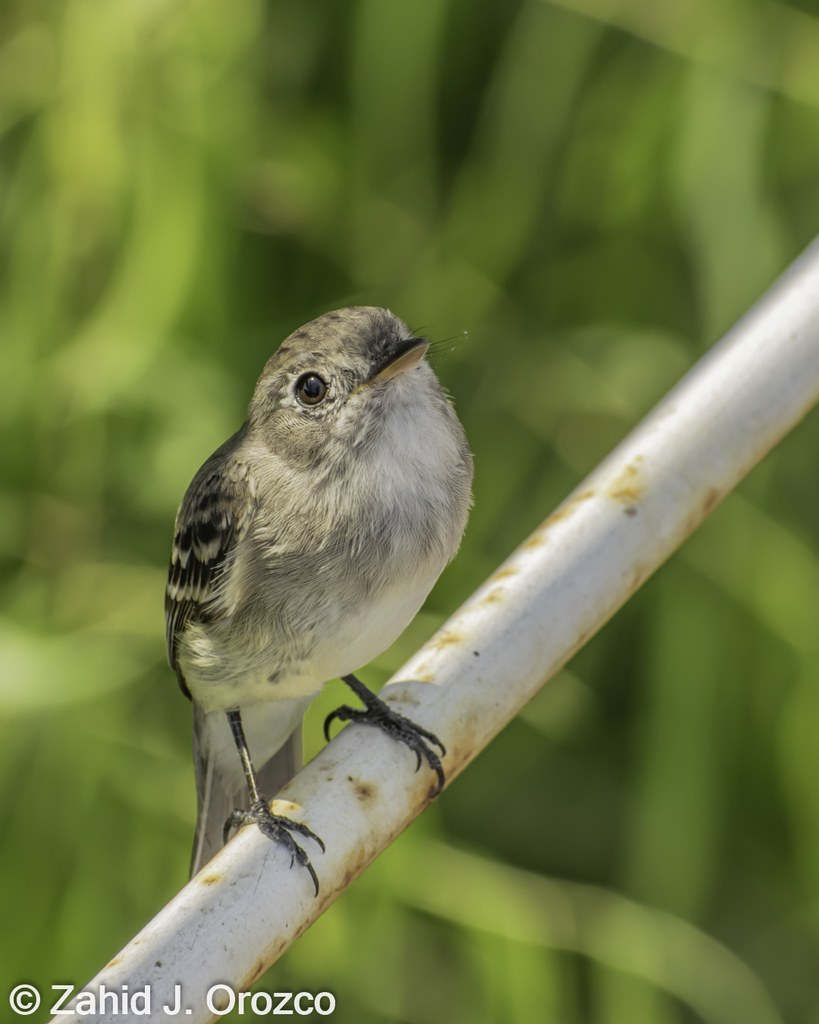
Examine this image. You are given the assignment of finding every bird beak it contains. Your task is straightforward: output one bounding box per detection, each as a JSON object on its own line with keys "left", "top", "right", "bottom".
{"left": 369, "top": 339, "right": 430, "bottom": 383}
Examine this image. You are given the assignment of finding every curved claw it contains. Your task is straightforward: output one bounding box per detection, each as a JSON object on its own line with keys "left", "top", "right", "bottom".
{"left": 223, "top": 808, "right": 253, "bottom": 845}
{"left": 323, "top": 710, "right": 337, "bottom": 742}
{"left": 404, "top": 718, "right": 446, "bottom": 756}
{"left": 326, "top": 677, "right": 448, "bottom": 795}
{"left": 427, "top": 734, "right": 446, "bottom": 756}
{"left": 284, "top": 816, "right": 326, "bottom": 854}
{"left": 324, "top": 704, "right": 356, "bottom": 741}
{"left": 221, "top": 800, "right": 324, "bottom": 896}
{"left": 304, "top": 860, "right": 320, "bottom": 897}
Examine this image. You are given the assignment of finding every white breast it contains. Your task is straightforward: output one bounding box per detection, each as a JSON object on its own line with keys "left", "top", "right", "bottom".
{"left": 180, "top": 361, "right": 471, "bottom": 715}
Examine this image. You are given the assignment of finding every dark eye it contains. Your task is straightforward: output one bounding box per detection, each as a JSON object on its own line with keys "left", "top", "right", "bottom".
{"left": 296, "top": 373, "right": 328, "bottom": 406}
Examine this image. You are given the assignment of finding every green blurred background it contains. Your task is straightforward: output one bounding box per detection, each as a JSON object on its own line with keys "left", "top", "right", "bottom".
{"left": 3, "top": 0, "right": 819, "bottom": 1020}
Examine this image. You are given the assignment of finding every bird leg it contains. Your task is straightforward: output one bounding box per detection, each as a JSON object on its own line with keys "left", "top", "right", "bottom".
{"left": 223, "top": 709, "right": 324, "bottom": 895}
{"left": 325, "top": 674, "right": 446, "bottom": 794}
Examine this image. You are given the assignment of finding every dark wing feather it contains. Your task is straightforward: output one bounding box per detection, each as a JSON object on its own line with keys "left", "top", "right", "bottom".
{"left": 165, "top": 433, "right": 258, "bottom": 693}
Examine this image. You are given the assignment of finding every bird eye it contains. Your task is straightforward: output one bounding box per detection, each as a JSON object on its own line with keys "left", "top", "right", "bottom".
{"left": 296, "top": 373, "right": 328, "bottom": 406}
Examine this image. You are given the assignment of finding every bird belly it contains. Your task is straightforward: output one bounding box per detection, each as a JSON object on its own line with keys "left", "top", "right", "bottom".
{"left": 305, "top": 573, "right": 436, "bottom": 688}
{"left": 180, "top": 571, "right": 437, "bottom": 713}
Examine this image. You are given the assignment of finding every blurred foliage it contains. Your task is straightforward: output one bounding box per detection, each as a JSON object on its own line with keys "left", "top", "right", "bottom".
{"left": 3, "top": 0, "right": 819, "bottom": 1021}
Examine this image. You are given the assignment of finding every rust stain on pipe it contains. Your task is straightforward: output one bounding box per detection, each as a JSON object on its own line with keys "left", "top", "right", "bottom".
{"left": 429, "top": 629, "right": 464, "bottom": 652}
{"left": 608, "top": 458, "right": 645, "bottom": 505}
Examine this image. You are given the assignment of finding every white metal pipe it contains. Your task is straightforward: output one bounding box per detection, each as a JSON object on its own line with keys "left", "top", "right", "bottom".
{"left": 54, "top": 239, "right": 819, "bottom": 1023}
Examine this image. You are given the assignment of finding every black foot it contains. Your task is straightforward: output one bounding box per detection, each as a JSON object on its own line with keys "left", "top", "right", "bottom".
{"left": 223, "top": 799, "right": 325, "bottom": 896}
{"left": 325, "top": 675, "right": 447, "bottom": 794}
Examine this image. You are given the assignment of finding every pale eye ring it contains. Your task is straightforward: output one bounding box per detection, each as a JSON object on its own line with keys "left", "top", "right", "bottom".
{"left": 296, "top": 373, "right": 328, "bottom": 406}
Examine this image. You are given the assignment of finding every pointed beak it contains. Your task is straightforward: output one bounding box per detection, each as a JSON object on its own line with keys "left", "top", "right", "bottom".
{"left": 369, "top": 338, "right": 430, "bottom": 383}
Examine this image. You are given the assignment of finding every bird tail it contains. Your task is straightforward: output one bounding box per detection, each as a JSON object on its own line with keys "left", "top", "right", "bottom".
{"left": 189, "top": 701, "right": 303, "bottom": 877}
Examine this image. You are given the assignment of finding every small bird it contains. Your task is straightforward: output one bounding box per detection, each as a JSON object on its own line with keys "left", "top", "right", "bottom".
{"left": 165, "top": 307, "right": 473, "bottom": 890}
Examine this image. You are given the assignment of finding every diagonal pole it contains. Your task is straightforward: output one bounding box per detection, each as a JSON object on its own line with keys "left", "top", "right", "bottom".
{"left": 52, "top": 237, "right": 819, "bottom": 1023}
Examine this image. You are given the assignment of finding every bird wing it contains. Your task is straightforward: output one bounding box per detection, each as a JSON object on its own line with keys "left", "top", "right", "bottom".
{"left": 165, "top": 450, "right": 258, "bottom": 691}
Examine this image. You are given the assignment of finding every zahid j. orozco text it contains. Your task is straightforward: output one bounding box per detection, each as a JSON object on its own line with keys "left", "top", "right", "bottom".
{"left": 11, "top": 983, "right": 336, "bottom": 1016}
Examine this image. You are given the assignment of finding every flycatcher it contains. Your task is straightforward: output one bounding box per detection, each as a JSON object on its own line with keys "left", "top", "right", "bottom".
{"left": 165, "top": 307, "right": 473, "bottom": 891}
